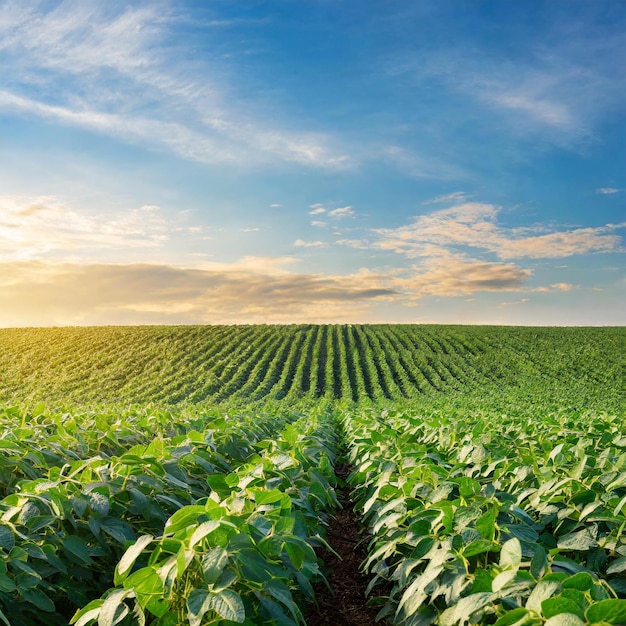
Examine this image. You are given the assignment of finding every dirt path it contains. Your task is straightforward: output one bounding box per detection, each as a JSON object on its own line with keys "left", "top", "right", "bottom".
{"left": 305, "top": 465, "right": 385, "bottom": 626}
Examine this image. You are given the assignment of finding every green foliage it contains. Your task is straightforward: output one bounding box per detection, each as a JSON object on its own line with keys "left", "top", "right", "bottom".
{"left": 342, "top": 407, "right": 626, "bottom": 625}
{"left": 0, "top": 325, "right": 622, "bottom": 409}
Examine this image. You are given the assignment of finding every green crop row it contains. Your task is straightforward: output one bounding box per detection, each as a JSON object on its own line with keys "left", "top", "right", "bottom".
{"left": 0, "top": 326, "right": 621, "bottom": 410}
{"left": 0, "top": 406, "right": 311, "bottom": 625}
{"left": 343, "top": 408, "right": 626, "bottom": 625}
{"left": 71, "top": 412, "right": 340, "bottom": 626}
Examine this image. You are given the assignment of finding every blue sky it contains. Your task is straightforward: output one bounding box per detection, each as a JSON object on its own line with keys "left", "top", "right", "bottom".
{"left": 0, "top": 0, "right": 624, "bottom": 325}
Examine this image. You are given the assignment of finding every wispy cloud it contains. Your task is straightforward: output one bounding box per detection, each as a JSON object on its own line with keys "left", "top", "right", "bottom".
{"left": 294, "top": 239, "right": 328, "bottom": 248}
{"left": 328, "top": 206, "right": 355, "bottom": 218}
{"left": 369, "top": 202, "right": 624, "bottom": 260}
{"left": 423, "top": 191, "right": 470, "bottom": 205}
{"left": 0, "top": 194, "right": 172, "bottom": 261}
{"left": 0, "top": 1, "right": 352, "bottom": 169}
{"left": 391, "top": 251, "right": 532, "bottom": 298}
{"left": 0, "top": 259, "right": 395, "bottom": 325}
{"left": 596, "top": 187, "right": 621, "bottom": 195}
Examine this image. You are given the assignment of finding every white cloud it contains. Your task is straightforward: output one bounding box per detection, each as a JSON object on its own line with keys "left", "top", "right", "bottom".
{"left": 0, "top": 259, "right": 395, "bottom": 326}
{"left": 309, "top": 207, "right": 326, "bottom": 215}
{"left": 0, "top": 194, "right": 170, "bottom": 261}
{"left": 370, "top": 202, "right": 624, "bottom": 260}
{"left": 423, "top": 191, "right": 470, "bottom": 205}
{"left": 391, "top": 252, "right": 532, "bottom": 298}
{"left": 241, "top": 227, "right": 260, "bottom": 232}
{"left": 294, "top": 239, "right": 328, "bottom": 248}
{"left": 596, "top": 187, "right": 621, "bottom": 195}
{"left": 0, "top": 1, "right": 352, "bottom": 170}
{"left": 328, "top": 206, "right": 355, "bottom": 218}
{"left": 311, "top": 220, "right": 327, "bottom": 228}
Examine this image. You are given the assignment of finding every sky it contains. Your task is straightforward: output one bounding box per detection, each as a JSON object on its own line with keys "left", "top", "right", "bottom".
{"left": 0, "top": 0, "right": 624, "bottom": 326}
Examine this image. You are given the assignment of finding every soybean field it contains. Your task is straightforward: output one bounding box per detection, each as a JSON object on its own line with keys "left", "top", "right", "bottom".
{"left": 0, "top": 325, "right": 622, "bottom": 410}
{"left": 0, "top": 325, "right": 624, "bottom": 626}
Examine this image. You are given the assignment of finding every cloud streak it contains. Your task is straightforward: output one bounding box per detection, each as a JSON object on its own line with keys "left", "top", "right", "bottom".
{"left": 0, "top": 260, "right": 396, "bottom": 326}
{"left": 0, "top": 1, "right": 352, "bottom": 169}
{"left": 0, "top": 194, "right": 172, "bottom": 261}
{"left": 370, "top": 202, "right": 624, "bottom": 260}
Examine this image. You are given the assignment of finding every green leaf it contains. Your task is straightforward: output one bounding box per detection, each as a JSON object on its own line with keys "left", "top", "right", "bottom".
{"left": 0, "top": 574, "right": 16, "bottom": 593}
{"left": 201, "top": 547, "right": 229, "bottom": 584}
{"left": 463, "top": 539, "right": 498, "bottom": 558}
{"left": 189, "top": 520, "right": 220, "bottom": 548}
{"left": 542, "top": 597, "right": 585, "bottom": 620}
{"left": 164, "top": 505, "right": 206, "bottom": 533}
{"left": 494, "top": 608, "right": 530, "bottom": 626}
{"left": 562, "top": 572, "right": 594, "bottom": 591}
{"left": 0, "top": 524, "right": 15, "bottom": 552}
{"left": 188, "top": 589, "right": 245, "bottom": 626}
{"left": 250, "top": 488, "right": 285, "bottom": 505}
{"left": 557, "top": 527, "right": 598, "bottom": 551}
{"left": 0, "top": 608, "right": 10, "bottom": 626}
{"left": 62, "top": 535, "right": 94, "bottom": 566}
{"left": 187, "top": 589, "right": 209, "bottom": 626}
{"left": 21, "top": 588, "right": 55, "bottom": 613}
{"left": 526, "top": 581, "right": 561, "bottom": 612}
{"left": 284, "top": 541, "right": 305, "bottom": 570}
{"left": 115, "top": 534, "right": 153, "bottom": 585}
{"left": 606, "top": 556, "right": 626, "bottom": 574}
{"left": 124, "top": 567, "right": 163, "bottom": 599}
{"left": 585, "top": 599, "right": 626, "bottom": 624}
{"left": 500, "top": 538, "right": 522, "bottom": 570}
{"left": 98, "top": 589, "right": 132, "bottom": 626}
{"left": 439, "top": 592, "right": 494, "bottom": 626}
{"left": 70, "top": 599, "right": 104, "bottom": 625}
{"left": 476, "top": 506, "right": 498, "bottom": 541}
{"left": 544, "top": 615, "right": 585, "bottom": 626}
{"left": 208, "top": 590, "right": 245, "bottom": 623}
{"left": 530, "top": 546, "right": 548, "bottom": 580}
{"left": 458, "top": 477, "right": 481, "bottom": 498}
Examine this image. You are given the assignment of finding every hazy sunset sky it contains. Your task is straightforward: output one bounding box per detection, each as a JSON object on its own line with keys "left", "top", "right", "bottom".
{"left": 1, "top": 0, "right": 624, "bottom": 326}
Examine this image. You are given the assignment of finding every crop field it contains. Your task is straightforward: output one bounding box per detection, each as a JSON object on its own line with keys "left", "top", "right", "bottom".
{"left": 0, "top": 325, "right": 624, "bottom": 626}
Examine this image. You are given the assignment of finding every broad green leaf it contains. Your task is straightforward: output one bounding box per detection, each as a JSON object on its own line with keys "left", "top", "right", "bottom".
{"left": 0, "top": 524, "right": 15, "bottom": 552}
{"left": 585, "top": 599, "right": 626, "bottom": 624}
{"left": 542, "top": 597, "right": 584, "bottom": 620}
{"left": 21, "top": 588, "right": 56, "bottom": 612}
{"left": 530, "top": 546, "right": 548, "bottom": 580}
{"left": 250, "top": 488, "right": 285, "bottom": 505}
{"left": 500, "top": 538, "right": 522, "bottom": 570}
{"left": 494, "top": 608, "right": 531, "bottom": 626}
{"left": 557, "top": 527, "right": 598, "bottom": 551}
{"left": 98, "top": 589, "right": 132, "bottom": 626}
{"left": 115, "top": 534, "right": 153, "bottom": 585}
{"left": 0, "top": 608, "right": 9, "bottom": 626}
{"left": 201, "top": 547, "right": 229, "bottom": 584}
{"left": 526, "top": 581, "right": 561, "bottom": 612}
{"left": 188, "top": 589, "right": 245, "bottom": 626}
{"left": 492, "top": 569, "right": 518, "bottom": 592}
{"left": 562, "top": 572, "right": 594, "bottom": 591}
{"left": 544, "top": 615, "right": 585, "bottom": 626}
{"left": 189, "top": 520, "right": 220, "bottom": 548}
{"left": 70, "top": 599, "right": 104, "bottom": 625}
{"left": 187, "top": 589, "right": 210, "bottom": 626}
{"left": 462, "top": 538, "right": 498, "bottom": 558}
{"left": 164, "top": 505, "right": 206, "bottom": 533}
{"left": 476, "top": 506, "right": 498, "bottom": 541}
{"left": 0, "top": 574, "right": 16, "bottom": 593}
{"left": 124, "top": 566, "right": 164, "bottom": 599}
{"left": 439, "top": 592, "right": 494, "bottom": 626}
{"left": 62, "top": 535, "right": 94, "bottom": 566}
{"left": 606, "top": 556, "right": 626, "bottom": 574}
